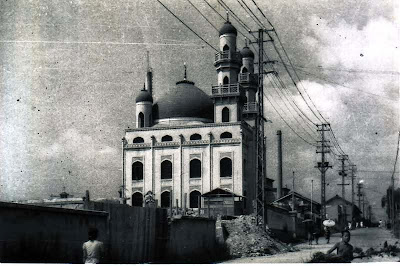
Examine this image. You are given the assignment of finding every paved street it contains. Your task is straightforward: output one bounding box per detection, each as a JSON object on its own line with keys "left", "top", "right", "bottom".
{"left": 222, "top": 227, "right": 399, "bottom": 263}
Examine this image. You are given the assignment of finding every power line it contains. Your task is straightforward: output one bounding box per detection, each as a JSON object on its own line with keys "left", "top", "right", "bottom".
{"left": 218, "top": 0, "right": 251, "bottom": 31}
{"left": 264, "top": 77, "right": 317, "bottom": 147}
{"left": 204, "top": 0, "right": 258, "bottom": 49}
{"left": 272, "top": 73, "right": 319, "bottom": 128}
{"left": 237, "top": 0, "right": 265, "bottom": 29}
{"left": 186, "top": 0, "right": 219, "bottom": 33}
{"left": 392, "top": 132, "right": 400, "bottom": 181}
{"left": 290, "top": 64, "right": 397, "bottom": 101}
{"left": 156, "top": 0, "right": 218, "bottom": 52}
{"left": 247, "top": 2, "right": 351, "bottom": 160}
{"left": 246, "top": 1, "right": 328, "bottom": 124}
{"left": 267, "top": 74, "right": 319, "bottom": 141}
{"left": 288, "top": 64, "right": 400, "bottom": 75}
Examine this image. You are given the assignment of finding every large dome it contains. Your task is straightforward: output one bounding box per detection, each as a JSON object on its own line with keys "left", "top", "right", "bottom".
{"left": 153, "top": 80, "right": 213, "bottom": 122}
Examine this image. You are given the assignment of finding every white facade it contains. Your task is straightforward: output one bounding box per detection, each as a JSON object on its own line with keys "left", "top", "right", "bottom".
{"left": 123, "top": 20, "right": 259, "bottom": 215}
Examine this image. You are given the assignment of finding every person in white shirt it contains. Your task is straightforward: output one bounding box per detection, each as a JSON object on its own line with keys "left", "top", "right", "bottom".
{"left": 82, "top": 227, "right": 104, "bottom": 264}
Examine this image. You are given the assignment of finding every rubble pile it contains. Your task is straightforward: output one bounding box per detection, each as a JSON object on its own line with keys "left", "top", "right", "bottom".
{"left": 222, "top": 215, "right": 294, "bottom": 258}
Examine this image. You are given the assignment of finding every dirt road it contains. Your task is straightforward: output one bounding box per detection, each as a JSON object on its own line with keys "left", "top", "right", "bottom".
{"left": 221, "top": 227, "right": 399, "bottom": 263}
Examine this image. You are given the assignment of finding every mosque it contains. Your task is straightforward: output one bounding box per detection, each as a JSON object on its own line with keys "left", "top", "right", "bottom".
{"left": 122, "top": 20, "right": 264, "bottom": 215}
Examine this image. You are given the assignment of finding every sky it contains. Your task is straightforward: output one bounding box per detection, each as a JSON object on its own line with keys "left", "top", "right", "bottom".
{"left": 0, "top": 0, "right": 399, "bottom": 221}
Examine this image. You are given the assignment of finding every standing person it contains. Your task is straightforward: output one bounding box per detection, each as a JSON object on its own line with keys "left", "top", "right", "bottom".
{"left": 313, "top": 224, "right": 320, "bottom": 245}
{"left": 83, "top": 227, "right": 105, "bottom": 264}
{"left": 307, "top": 222, "right": 314, "bottom": 245}
{"left": 327, "top": 230, "right": 354, "bottom": 262}
{"left": 324, "top": 226, "right": 331, "bottom": 244}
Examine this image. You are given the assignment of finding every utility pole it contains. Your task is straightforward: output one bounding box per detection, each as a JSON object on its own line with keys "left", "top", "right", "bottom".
{"left": 349, "top": 165, "right": 357, "bottom": 224}
{"left": 357, "top": 182, "right": 363, "bottom": 211}
{"left": 362, "top": 194, "right": 365, "bottom": 219}
{"left": 350, "top": 165, "right": 357, "bottom": 209}
{"left": 337, "top": 155, "right": 349, "bottom": 200}
{"left": 292, "top": 171, "right": 295, "bottom": 211}
{"left": 249, "top": 27, "right": 274, "bottom": 228}
{"left": 316, "top": 124, "right": 332, "bottom": 220}
{"left": 311, "top": 180, "right": 314, "bottom": 221}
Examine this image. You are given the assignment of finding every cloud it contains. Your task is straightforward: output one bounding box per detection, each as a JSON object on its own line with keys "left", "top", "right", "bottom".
{"left": 39, "top": 128, "right": 118, "bottom": 162}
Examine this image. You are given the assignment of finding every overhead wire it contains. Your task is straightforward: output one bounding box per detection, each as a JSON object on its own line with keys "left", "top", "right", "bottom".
{"left": 233, "top": 0, "right": 322, "bottom": 126}
{"left": 250, "top": 0, "right": 328, "bottom": 124}
{"left": 156, "top": 0, "right": 218, "bottom": 52}
{"left": 238, "top": 0, "right": 265, "bottom": 29}
{"left": 249, "top": 0, "right": 352, "bottom": 161}
{"left": 286, "top": 64, "right": 397, "bottom": 101}
{"left": 186, "top": 0, "right": 219, "bottom": 33}
{"left": 265, "top": 76, "right": 317, "bottom": 147}
{"left": 267, "top": 74, "right": 319, "bottom": 141}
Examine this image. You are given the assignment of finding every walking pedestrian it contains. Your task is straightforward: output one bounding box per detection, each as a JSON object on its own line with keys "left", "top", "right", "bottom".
{"left": 313, "top": 224, "right": 320, "bottom": 245}
{"left": 83, "top": 227, "right": 105, "bottom": 264}
{"left": 324, "top": 226, "right": 331, "bottom": 244}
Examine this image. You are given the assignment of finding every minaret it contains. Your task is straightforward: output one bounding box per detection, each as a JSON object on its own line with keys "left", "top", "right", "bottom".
{"left": 211, "top": 14, "right": 243, "bottom": 123}
{"left": 240, "top": 38, "right": 258, "bottom": 126}
{"left": 145, "top": 51, "right": 153, "bottom": 96}
{"left": 135, "top": 52, "right": 154, "bottom": 128}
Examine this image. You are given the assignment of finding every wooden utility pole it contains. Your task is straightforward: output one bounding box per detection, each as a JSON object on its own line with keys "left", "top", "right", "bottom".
{"left": 311, "top": 180, "right": 314, "bottom": 221}
{"left": 316, "top": 124, "right": 332, "bottom": 220}
{"left": 292, "top": 171, "right": 295, "bottom": 211}
{"left": 350, "top": 165, "right": 357, "bottom": 209}
{"left": 357, "top": 182, "right": 363, "bottom": 211}
{"left": 390, "top": 132, "right": 399, "bottom": 230}
{"left": 337, "top": 155, "right": 349, "bottom": 200}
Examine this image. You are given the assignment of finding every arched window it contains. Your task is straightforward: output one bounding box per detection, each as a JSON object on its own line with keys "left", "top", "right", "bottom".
{"left": 190, "top": 134, "right": 202, "bottom": 140}
{"left": 222, "top": 107, "right": 230, "bottom": 122}
{"left": 132, "top": 192, "right": 143, "bottom": 207}
{"left": 242, "top": 67, "right": 248, "bottom": 73}
{"left": 161, "top": 191, "right": 171, "bottom": 208}
{"left": 220, "top": 132, "right": 232, "bottom": 139}
{"left": 223, "top": 76, "right": 229, "bottom": 85}
{"left": 161, "top": 160, "right": 172, "bottom": 179}
{"left": 138, "top": 112, "right": 144, "bottom": 128}
{"left": 190, "top": 159, "right": 201, "bottom": 178}
{"left": 132, "top": 161, "right": 143, "bottom": 181}
{"left": 223, "top": 44, "right": 229, "bottom": 51}
{"left": 190, "top": 190, "right": 201, "bottom": 208}
{"left": 220, "top": 157, "right": 232, "bottom": 177}
{"left": 161, "top": 135, "right": 173, "bottom": 142}
{"left": 133, "top": 137, "right": 144, "bottom": 143}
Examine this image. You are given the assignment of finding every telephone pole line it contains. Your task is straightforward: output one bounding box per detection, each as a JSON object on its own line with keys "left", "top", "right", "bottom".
{"left": 316, "top": 124, "right": 332, "bottom": 220}
{"left": 249, "top": 28, "right": 274, "bottom": 228}
{"left": 357, "top": 182, "right": 363, "bottom": 210}
{"left": 337, "top": 155, "right": 349, "bottom": 200}
{"left": 349, "top": 165, "right": 357, "bottom": 217}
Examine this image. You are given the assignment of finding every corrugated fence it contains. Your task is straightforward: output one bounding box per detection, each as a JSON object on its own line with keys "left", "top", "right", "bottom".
{"left": 0, "top": 201, "right": 216, "bottom": 263}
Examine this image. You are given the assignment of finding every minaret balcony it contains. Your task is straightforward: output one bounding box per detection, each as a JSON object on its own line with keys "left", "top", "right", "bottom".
{"left": 211, "top": 83, "right": 242, "bottom": 97}
{"left": 243, "top": 102, "right": 258, "bottom": 114}
{"left": 239, "top": 73, "right": 258, "bottom": 85}
{"left": 214, "top": 51, "right": 242, "bottom": 65}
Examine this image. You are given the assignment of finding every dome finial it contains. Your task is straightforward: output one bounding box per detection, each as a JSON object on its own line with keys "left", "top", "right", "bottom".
{"left": 245, "top": 37, "right": 248, "bottom": 47}
{"left": 184, "top": 62, "right": 187, "bottom": 80}
{"left": 226, "top": 11, "right": 229, "bottom": 22}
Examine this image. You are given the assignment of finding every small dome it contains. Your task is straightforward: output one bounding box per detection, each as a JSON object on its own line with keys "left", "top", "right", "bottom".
{"left": 241, "top": 46, "right": 254, "bottom": 59}
{"left": 135, "top": 88, "right": 153, "bottom": 103}
{"left": 219, "top": 21, "right": 237, "bottom": 36}
{"left": 153, "top": 80, "right": 213, "bottom": 121}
